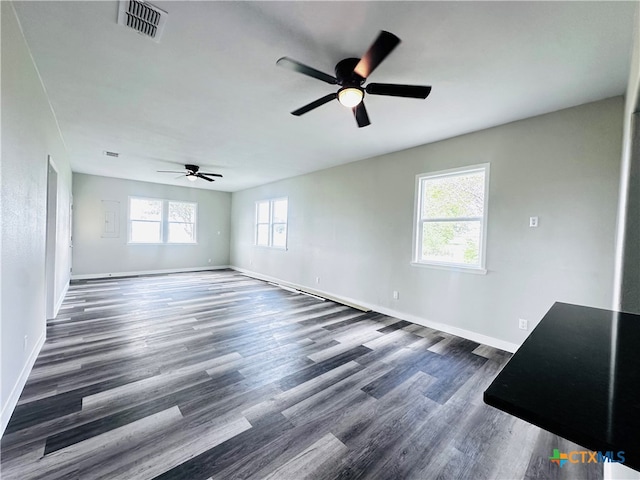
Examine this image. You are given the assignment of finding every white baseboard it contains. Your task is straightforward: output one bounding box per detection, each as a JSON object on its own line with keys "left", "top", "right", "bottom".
{"left": 231, "top": 267, "right": 370, "bottom": 312}
{"left": 365, "top": 304, "right": 520, "bottom": 353}
{"left": 71, "top": 265, "right": 231, "bottom": 281}
{"left": 54, "top": 280, "right": 69, "bottom": 318}
{"left": 1, "top": 329, "right": 46, "bottom": 437}
{"left": 232, "top": 266, "right": 520, "bottom": 353}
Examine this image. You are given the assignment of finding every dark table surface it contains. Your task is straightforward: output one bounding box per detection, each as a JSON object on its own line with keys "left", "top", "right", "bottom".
{"left": 484, "top": 302, "right": 640, "bottom": 472}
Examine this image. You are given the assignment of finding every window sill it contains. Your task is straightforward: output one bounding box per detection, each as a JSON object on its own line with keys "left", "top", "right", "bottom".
{"left": 127, "top": 242, "right": 198, "bottom": 245}
{"left": 254, "top": 245, "right": 288, "bottom": 251}
{"left": 410, "top": 261, "right": 487, "bottom": 275}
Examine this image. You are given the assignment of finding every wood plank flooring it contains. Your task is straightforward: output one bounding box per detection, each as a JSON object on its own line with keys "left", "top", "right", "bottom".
{"left": 1, "top": 270, "right": 603, "bottom": 479}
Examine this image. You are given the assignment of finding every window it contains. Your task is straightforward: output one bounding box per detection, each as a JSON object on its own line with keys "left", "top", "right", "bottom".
{"left": 129, "top": 197, "right": 197, "bottom": 244}
{"left": 413, "top": 164, "right": 489, "bottom": 271}
{"left": 255, "top": 198, "right": 288, "bottom": 248}
{"left": 168, "top": 201, "right": 197, "bottom": 243}
{"left": 129, "top": 198, "right": 162, "bottom": 243}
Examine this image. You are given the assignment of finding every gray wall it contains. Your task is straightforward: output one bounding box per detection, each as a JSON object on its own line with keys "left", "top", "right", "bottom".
{"left": 1, "top": 2, "right": 73, "bottom": 433}
{"left": 615, "top": 4, "right": 640, "bottom": 315}
{"left": 72, "top": 174, "right": 231, "bottom": 277}
{"left": 231, "top": 97, "right": 623, "bottom": 349}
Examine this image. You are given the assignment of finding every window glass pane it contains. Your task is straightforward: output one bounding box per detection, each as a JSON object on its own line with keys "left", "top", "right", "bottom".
{"left": 168, "top": 223, "right": 195, "bottom": 243}
{"left": 422, "top": 221, "right": 481, "bottom": 265}
{"left": 168, "top": 202, "right": 196, "bottom": 223}
{"left": 130, "top": 198, "right": 162, "bottom": 221}
{"left": 257, "top": 202, "right": 270, "bottom": 223}
{"left": 272, "top": 199, "right": 288, "bottom": 223}
{"left": 272, "top": 223, "right": 287, "bottom": 248}
{"left": 131, "top": 221, "right": 161, "bottom": 243}
{"left": 256, "top": 224, "right": 269, "bottom": 246}
{"left": 422, "top": 171, "right": 485, "bottom": 219}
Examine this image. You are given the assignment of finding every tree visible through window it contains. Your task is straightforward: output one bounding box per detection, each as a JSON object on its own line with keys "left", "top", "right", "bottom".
{"left": 129, "top": 197, "right": 197, "bottom": 244}
{"left": 414, "top": 165, "right": 489, "bottom": 269}
{"left": 168, "top": 201, "right": 197, "bottom": 243}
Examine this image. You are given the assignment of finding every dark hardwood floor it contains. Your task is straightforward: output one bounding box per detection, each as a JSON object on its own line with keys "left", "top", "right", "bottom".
{"left": 1, "top": 270, "right": 602, "bottom": 479}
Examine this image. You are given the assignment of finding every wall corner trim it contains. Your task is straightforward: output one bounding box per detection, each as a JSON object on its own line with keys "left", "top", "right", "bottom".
{"left": 230, "top": 266, "right": 520, "bottom": 354}
{"left": 53, "top": 280, "right": 70, "bottom": 319}
{"left": 1, "top": 329, "right": 46, "bottom": 437}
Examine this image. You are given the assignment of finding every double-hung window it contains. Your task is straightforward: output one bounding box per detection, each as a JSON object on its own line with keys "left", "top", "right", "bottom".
{"left": 413, "top": 164, "right": 489, "bottom": 272}
{"left": 129, "top": 198, "right": 163, "bottom": 243}
{"left": 129, "top": 197, "right": 197, "bottom": 244}
{"left": 167, "top": 201, "right": 197, "bottom": 243}
{"left": 255, "top": 198, "right": 288, "bottom": 248}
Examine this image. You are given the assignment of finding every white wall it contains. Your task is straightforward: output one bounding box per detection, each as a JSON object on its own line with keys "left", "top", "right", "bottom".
{"left": 1, "top": 2, "right": 73, "bottom": 435}
{"left": 231, "top": 97, "right": 623, "bottom": 349}
{"left": 72, "top": 173, "right": 231, "bottom": 277}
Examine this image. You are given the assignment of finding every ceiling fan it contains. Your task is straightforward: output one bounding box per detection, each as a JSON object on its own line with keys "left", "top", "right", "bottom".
{"left": 157, "top": 164, "right": 223, "bottom": 182}
{"left": 276, "top": 31, "right": 432, "bottom": 128}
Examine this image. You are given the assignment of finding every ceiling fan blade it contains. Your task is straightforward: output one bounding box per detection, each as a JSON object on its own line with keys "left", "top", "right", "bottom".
{"left": 174, "top": 174, "right": 186, "bottom": 180}
{"left": 354, "top": 31, "right": 401, "bottom": 79}
{"left": 157, "top": 170, "right": 186, "bottom": 173}
{"left": 366, "top": 83, "right": 431, "bottom": 99}
{"left": 291, "top": 93, "right": 337, "bottom": 116}
{"left": 196, "top": 173, "right": 215, "bottom": 182}
{"left": 276, "top": 57, "right": 338, "bottom": 85}
{"left": 199, "top": 173, "right": 223, "bottom": 178}
{"left": 353, "top": 102, "right": 371, "bottom": 128}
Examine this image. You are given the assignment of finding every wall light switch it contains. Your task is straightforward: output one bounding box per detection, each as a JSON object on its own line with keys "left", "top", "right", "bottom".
{"left": 529, "top": 216, "right": 539, "bottom": 228}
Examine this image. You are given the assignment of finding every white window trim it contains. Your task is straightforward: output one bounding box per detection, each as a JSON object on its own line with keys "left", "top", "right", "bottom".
{"left": 254, "top": 197, "right": 288, "bottom": 250}
{"left": 127, "top": 196, "right": 198, "bottom": 245}
{"left": 167, "top": 200, "right": 198, "bottom": 245}
{"left": 411, "top": 163, "right": 490, "bottom": 274}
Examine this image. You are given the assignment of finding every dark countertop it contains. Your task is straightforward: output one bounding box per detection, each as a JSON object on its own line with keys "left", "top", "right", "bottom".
{"left": 484, "top": 302, "right": 640, "bottom": 472}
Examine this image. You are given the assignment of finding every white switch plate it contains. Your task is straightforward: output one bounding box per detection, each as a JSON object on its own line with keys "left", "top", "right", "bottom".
{"left": 529, "top": 216, "right": 538, "bottom": 227}
{"left": 519, "top": 319, "right": 528, "bottom": 330}
{"left": 392, "top": 291, "right": 399, "bottom": 300}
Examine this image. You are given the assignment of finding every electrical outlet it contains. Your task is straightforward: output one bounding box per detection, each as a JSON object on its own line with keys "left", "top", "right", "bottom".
{"left": 208, "top": 258, "right": 212, "bottom": 263}
{"left": 518, "top": 319, "right": 528, "bottom": 330}
{"left": 393, "top": 291, "right": 399, "bottom": 300}
{"left": 529, "top": 216, "right": 538, "bottom": 228}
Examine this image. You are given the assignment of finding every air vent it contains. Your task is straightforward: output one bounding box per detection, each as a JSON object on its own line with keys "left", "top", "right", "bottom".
{"left": 104, "top": 151, "right": 120, "bottom": 158}
{"left": 117, "top": 0, "right": 167, "bottom": 43}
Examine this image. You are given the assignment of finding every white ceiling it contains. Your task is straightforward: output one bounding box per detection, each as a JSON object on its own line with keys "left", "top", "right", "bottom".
{"left": 13, "top": 1, "right": 637, "bottom": 192}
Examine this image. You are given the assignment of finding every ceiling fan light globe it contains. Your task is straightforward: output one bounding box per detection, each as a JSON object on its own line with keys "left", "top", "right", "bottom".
{"left": 338, "top": 87, "right": 364, "bottom": 108}
{"left": 187, "top": 175, "right": 197, "bottom": 182}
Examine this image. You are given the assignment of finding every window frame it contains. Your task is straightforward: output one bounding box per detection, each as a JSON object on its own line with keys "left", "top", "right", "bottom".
{"left": 254, "top": 197, "right": 288, "bottom": 250}
{"left": 411, "top": 163, "right": 490, "bottom": 273}
{"left": 128, "top": 196, "right": 198, "bottom": 245}
{"left": 167, "top": 200, "right": 197, "bottom": 244}
{"left": 128, "top": 196, "right": 163, "bottom": 244}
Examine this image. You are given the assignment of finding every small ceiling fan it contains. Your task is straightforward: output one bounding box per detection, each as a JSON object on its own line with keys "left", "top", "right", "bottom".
{"left": 276, "top": 30, "right": 432, "bottom": 128}
{"left": 157, "top": 164, "right": 223, "bottom": 182}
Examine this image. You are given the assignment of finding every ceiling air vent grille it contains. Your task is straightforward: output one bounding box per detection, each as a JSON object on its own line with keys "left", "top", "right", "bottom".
{"left": 117, "top": 0, "right": 167, "bottom": 43}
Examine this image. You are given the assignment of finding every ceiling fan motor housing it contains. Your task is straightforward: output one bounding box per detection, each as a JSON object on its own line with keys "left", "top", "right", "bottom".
{"left": 185, "top": 164, "right": 199, "bottom": 174}
{"left": 335, "top": 58, "right": 365, "bottom": 86}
